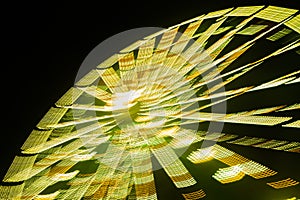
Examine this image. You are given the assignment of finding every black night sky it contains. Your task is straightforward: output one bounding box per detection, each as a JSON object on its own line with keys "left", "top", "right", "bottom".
{"left": 1, "top": 0, "right": 300, "bottom": 199}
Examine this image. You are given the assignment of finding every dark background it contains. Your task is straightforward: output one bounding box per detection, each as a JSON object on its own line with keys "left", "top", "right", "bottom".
{"left": 1, "top": 0, "right": 300, "bottom": 199}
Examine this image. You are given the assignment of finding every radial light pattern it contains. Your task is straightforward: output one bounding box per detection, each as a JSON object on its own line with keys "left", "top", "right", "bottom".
{"left": 1, "top": 5, "right": 300, "bottom": 200}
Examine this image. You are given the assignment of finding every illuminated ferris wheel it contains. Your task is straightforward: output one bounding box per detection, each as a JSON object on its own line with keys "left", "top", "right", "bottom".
{"left": 1, "top": 5, "right": 300, "bottom": 200}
